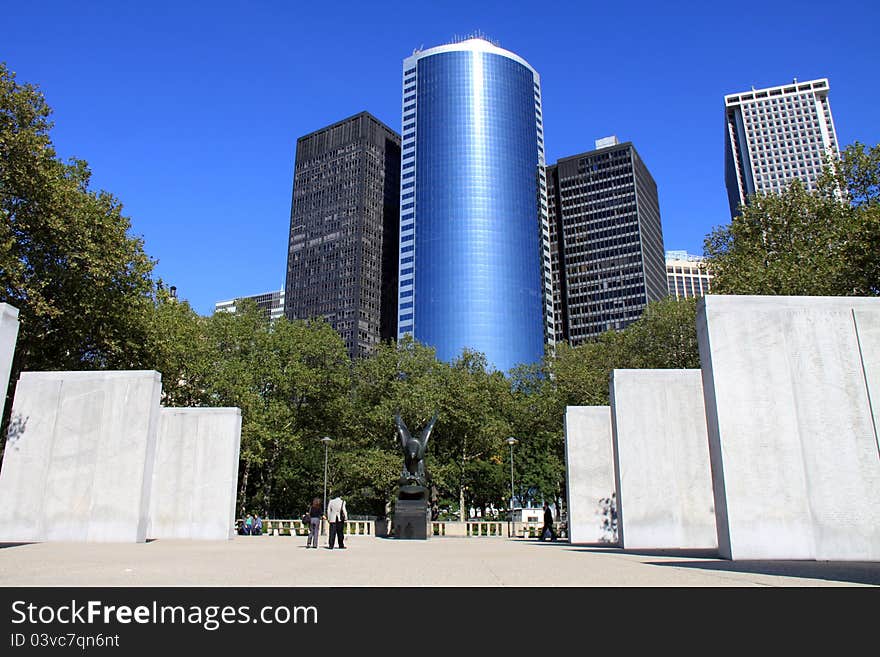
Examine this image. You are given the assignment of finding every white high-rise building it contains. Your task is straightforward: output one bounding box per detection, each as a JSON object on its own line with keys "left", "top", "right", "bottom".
{"left": 215, "top": 289, "right": 285, "bottom": 322}
{"left": 665, "top": 251, "right": 711, "bottom": 300}
{"left": 724, "top": 78, "right": 839, "bottom": 216}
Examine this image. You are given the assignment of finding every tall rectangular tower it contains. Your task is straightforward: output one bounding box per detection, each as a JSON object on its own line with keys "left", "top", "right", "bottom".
{"left": 284, "top": 112, "right": 401, "bottom": 358}
{"left": 547, "top": 138, "right": 667, "bottom": 345}
{"left": 724, "top": 78, "right": 839, "bottom": 216}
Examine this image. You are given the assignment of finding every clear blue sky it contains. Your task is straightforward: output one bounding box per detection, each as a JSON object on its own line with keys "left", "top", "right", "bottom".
{"left": 5, "top": 0, "right": 879, "bottom": 316}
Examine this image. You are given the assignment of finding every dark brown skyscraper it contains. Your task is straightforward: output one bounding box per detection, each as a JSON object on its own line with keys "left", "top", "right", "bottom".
{"left": 284, "top": 112, "right": 401, "bottom": 358}
{"left": 547, "top": 137, "right": 667, "bottom": 345}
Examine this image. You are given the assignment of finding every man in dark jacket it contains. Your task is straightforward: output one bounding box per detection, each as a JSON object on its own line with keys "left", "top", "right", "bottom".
{"left": 540, "top": 503, "right": 557, "bottom": 541}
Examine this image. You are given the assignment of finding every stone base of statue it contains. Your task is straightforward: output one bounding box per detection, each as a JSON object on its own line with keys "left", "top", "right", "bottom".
{"left": 394, "top": 485, "right": 430, "bottom": 540}
{"left": 393, "top": 500, "right": 430, "bottom": 539}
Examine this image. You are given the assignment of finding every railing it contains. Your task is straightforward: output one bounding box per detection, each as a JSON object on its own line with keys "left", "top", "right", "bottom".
{"left": 235, "top": 519, "right": 566, "bottom": 539}
{"left": 236, "top": 519, "right": 374, "bottom": 536}
{"left": 429, "top": 521, "right": 507, "bottom": 537}
{"left": 513, "top": 522, "right": 567, "bottom": 539}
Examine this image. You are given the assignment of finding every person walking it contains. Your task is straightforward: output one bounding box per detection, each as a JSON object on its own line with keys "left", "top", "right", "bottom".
{"left": 243, "top": 513, "right": 253, "bottom": 536}
{"left": 306, "top": 497, "right": 322, "bottom": 549}
{"left": 540, "top": 502, "right": 557, "bottom": 541}
{"left": 326, "top": 492, "right": 348, "bottom": 550}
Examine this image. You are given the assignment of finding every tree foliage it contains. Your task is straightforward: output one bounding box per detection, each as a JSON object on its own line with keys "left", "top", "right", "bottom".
{"left": 1, "top": 62, "right": 157, "bottom": 428}
{"left": 704, "top": 143, "right": 880, "bottom": 296}
{"left": 549, "top": 296, "right": 699, "bottom": 407}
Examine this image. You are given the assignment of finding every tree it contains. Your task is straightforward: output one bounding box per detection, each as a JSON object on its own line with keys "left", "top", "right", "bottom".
{"left": 344, "top": 335, "right": 446, "bottom": 516}
{"left": 828, "top": 142, "right": 880, "bottom": 295}
{"left": 431, "top": 350, "right": 513, "bottom": 519}
{"left": 143, "top": 287, "right": 211, "bottom": 407}
{"left": 548, "top": 296, "right": 699, "bottom": 408}
{"left": 704, "top": 142, "right": 880, "bottom": 297}
{"left": 1, "top": 62, "right": 156, "bottom": 438}
{"left": 200, "top": 302, "right": 351, "bottom": 517}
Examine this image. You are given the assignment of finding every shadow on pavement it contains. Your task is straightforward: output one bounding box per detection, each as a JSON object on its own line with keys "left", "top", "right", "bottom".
{"left": 643, "top": 559, "right": 880, "bottom": 585}
{"left": 565, "top": 545, "right": 720, "bottom": 559}
{"left": 0, "top": 543, "right": 34, "bottom": 550}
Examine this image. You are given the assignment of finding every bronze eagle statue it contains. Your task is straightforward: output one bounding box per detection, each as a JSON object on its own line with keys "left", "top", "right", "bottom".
{"left": 394, "top": 413, "right": 437, "bottom": 488}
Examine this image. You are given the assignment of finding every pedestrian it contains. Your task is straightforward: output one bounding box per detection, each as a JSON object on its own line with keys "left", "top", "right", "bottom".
{"left": 244, "top": 513, "right": 253, "bottom": 536}
{"left": 306, "top": 497, "right": 322, "bottom": 549}
{"left": 540, "top": 502, "right": 557, "bottom": 541}
{"left": 326, "top": 491, "right": 348, "bottom": 550}
{"left": 253, "top": 513, "right": 263, "bottom": 536}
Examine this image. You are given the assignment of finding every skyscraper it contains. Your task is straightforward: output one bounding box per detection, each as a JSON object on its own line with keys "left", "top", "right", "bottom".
{"left": 665, "top": 251, "right": 712, "bottom": 300}
{"left": 215, "top": 289, "right": 285, "bottom": 322}
{"left": 284, "top": 112, "right": 401, "bottom": 358}
{"left": 725, "top": 78, "right": 839, "bottom": 217}
{"left": 547, "top": 137, "right": 667, "bottom": 345}
{"left": 397, "top": 37, "right": 553, "bottom": 372}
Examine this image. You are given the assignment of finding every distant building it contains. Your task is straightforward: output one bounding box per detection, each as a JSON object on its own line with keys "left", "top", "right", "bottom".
{"left": 215, "top": 289, "right": 284, "bottom": 321}
{"left": 397, "top": 37, "right": 552, "bottom": 371}
{"left": 284, "top": 112, "right": 401, "bottom": 358}
{"left": 665, "top": 251, "right": 712, "bottom": 299}
{"left": 547, "top": 137, "right": 667, "bottom": 345}
{"left": 724, "top": 78, "right": 839, "bottom": 217}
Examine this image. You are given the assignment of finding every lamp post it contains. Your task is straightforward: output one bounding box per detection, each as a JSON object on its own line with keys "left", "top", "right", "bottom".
{"left": 321, "top": 436, "right": 333, "bottom": 535}
{"left": 505, "top": 437, "right": 518, "bottom": 536}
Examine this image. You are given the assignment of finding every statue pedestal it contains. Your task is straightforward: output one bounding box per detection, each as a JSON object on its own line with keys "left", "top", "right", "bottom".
{"left": 393, "top": 499, "right": 431, "bottom": 540}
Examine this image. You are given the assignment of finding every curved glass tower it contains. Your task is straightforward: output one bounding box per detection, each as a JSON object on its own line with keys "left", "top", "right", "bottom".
{"left": 396, "top": 38, "right": 553, "bottom": 371}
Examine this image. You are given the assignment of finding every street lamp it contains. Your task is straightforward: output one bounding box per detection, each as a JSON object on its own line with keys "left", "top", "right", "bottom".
{"left": 505, "top": 437, "right": 518, "bottom": 534}
{"left": 321, "top": 436, "right": 333, "bottom": 535}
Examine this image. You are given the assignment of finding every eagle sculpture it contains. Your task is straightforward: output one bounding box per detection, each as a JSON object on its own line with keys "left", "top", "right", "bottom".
{"left": 394, "top": 413, "right": 437, "bottom": 489}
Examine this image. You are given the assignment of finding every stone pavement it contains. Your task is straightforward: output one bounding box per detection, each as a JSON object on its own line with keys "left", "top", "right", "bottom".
{"left": 0, "top": 535, "right": 877, "bottom": 587}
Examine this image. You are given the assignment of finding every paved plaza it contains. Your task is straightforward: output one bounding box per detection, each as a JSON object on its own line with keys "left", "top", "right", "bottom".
{"left": 1, "top": 535, "right": 877, "bottom": 587}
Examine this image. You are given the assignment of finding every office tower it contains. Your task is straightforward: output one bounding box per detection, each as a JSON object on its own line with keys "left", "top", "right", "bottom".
{"left": 725, "top": 78, "right": 839, "bottom": 216}
{"left": 397, "top": 37, "right": 553, "bottom": 372}
{"left": 215, "top": 289, "right": 285, "bottom": 321}
{"left": 547, "top": 137, "right": 667, "bottom": 345}
{"left": 665, "top": 251, "right": 712, "bottom": 300}
{"left": 284, "top": 112, "right": 401, "bottom": 358}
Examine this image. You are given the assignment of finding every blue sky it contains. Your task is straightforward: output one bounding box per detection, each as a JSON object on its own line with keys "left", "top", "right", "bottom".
{"left": 5, "top": 0, "right": 879, "bottom": 316}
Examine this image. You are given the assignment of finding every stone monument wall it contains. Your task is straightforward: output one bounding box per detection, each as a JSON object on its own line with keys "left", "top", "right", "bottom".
{"left": 148, "top": 407, "right": 242, "bottom": 540}
{"left": 0, "top": 370, "right": 162, "bottom": 542}
{"left": 564, "top": 406, "right": 617, "bottom": 544}
{"left": 0, "top": 303, "right": 20, "bottom": 420}
{"left": 698, "top": 295, "right": 880, "bottom": 560}
{"left": 610, "top": 369, "right": 716, "bottom": 550}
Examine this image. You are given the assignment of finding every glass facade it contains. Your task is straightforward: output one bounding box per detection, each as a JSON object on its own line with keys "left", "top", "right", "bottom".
{"left": 398, "top": 40, "right": 547, "bottom": 372}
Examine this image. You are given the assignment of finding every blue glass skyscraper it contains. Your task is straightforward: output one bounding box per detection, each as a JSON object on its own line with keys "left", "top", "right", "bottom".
{"left": 396, "top": 38, "right": 553, "bottom": 372}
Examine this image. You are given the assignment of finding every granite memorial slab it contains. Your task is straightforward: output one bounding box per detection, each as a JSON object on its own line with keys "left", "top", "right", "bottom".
{"left": 0, "top": 370, "right": 162, "bottom": 543}
{"left": 148, "top": 407, "right": 242, "bottom": 540}
{"left": 698, "top": 295, "right": 880, "bottom": 560}
{"left": 564, "top": 406, "right": 617, "bottom": 544}
{"left": 610, "top": 369, "right": 716, "bottom": 550}
{"left": 0, "top": 303, "right": 20, "bottom": 420}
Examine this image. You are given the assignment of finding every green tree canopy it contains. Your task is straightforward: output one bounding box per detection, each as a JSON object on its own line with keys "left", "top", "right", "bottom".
{"left": 1, "top": 62, "right": 157, "bottom": 432}
{"left": 704, "top": 142, "right": 880, "bottom": 296}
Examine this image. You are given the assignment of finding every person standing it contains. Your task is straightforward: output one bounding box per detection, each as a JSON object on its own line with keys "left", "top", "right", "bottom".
{"left": 326, "top": 493, "right": 348, "bottom": 550}
{"left": 307, "top": 497, "right": 322, "bottom": 549}
{"left": 540, "top": 502, "right": 557, "bottom": 541}
{"left": 243, "top": 513, "right": 253, "bottom": 536}
{"left": 253, "top": 513, "right": 263, "bottom": 536}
